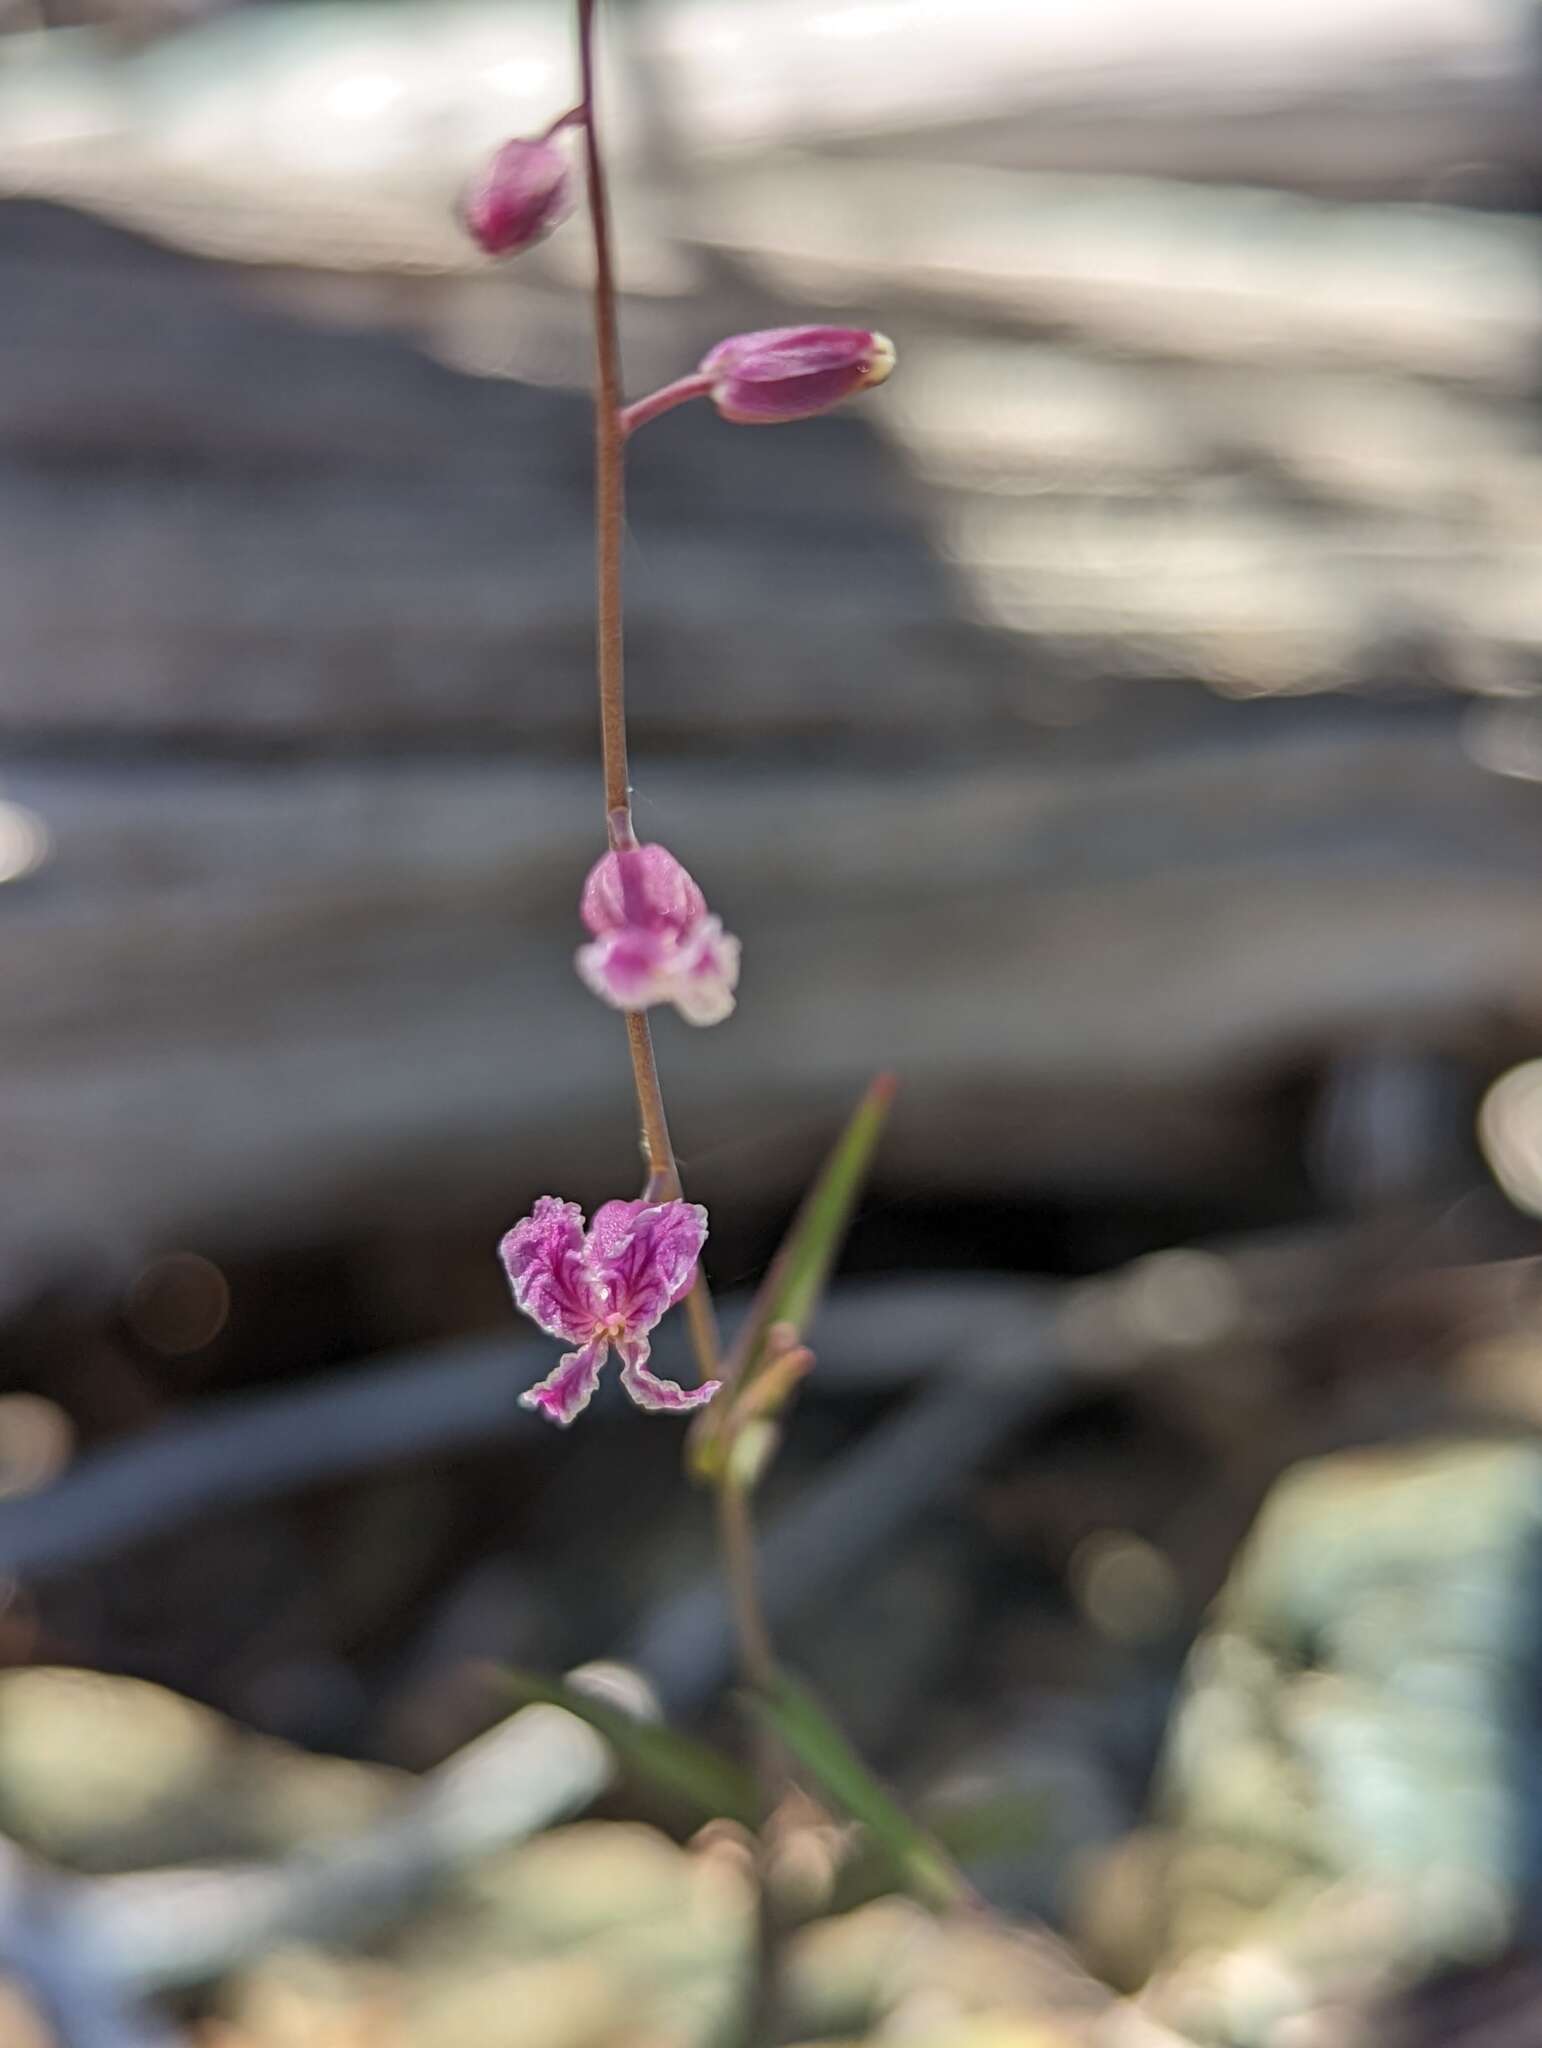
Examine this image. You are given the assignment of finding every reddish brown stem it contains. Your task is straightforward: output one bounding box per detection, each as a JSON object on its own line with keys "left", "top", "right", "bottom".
{"left": 540, "top": 103, "right": 587, "bottom": 140}
{"left": 619, "top": 372, "right": 714, "bottom": 438}
{"left": 577, "top": 0, "right": 630, "bottom": 827}
{"left": 575, "top": 0, "right": 718, "bottom": 1386}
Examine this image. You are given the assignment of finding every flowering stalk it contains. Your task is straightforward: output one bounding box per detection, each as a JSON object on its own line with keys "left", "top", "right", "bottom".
{"left": 478, "top": 0, "right": 899, "bottom": 1811}
{"left": 575, "top": 14, "right": 791, "bottom": 2027}
{"left": 474, "top": 8, "right": 911, "bottom": 2016}
{"left": 575, "top": 0, "right": 722, "bottom": 1384}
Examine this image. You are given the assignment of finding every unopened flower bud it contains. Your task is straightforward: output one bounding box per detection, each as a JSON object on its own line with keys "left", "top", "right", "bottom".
{"left": 462, "top": 136, "right": 573, "bottom": 257}
{"left": 700, "top": 326, "right": 895, "bottom": 426}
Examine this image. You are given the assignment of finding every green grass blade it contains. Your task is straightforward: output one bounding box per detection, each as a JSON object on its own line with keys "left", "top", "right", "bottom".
{"left": 690, "top": 1074, "right": 896, "bottom": 1479}
{"left": 750, "top": 1669, "right": 969, "bottom": 1912}
{"left": 755, "top": 1072, "right": 896, "bottom": 1345}
{"left": 734, "top": 1071, "right": 896, "bottom": 1391}
{"left": 500, "top": 1668, "right": 760, "bottom": 1827}
{"left": 833, "top": 1790, "right": 1046, "bottom": 1912}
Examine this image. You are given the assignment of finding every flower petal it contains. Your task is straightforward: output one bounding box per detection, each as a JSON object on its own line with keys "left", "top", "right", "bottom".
{"left": 580, "top": 845, "right": 706, "bottom": 942}
{"left": 519, "top": 1338, "right": 608, "bottom": 1426}
{"left": 701, "top": 326, "right": 895, "bottom": 425}
{"left": 616, "top": 1336, "right": 720, "bottom": 1415}
{"left": 667, "top": 917, "right": 740, "bottom": 1026}
{"left": 574, "top": 929, "right": 677, "bottom": 1013}
{"left": 575, "top": 844, "right": 739, "bottom": 1027}
{"left": 499, "top": 1196, "right": 596, "bottom": 1341}
{"left": 462, "top": 136, "right": 573, "bottom": 257}
{"left": 586, "top": 1198, "right": 708, "bottom": 1331}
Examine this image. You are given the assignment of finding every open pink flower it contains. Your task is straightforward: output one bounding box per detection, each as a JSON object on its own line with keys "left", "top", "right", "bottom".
{"left": 576, "top": 843, "right": 740, "bottom": 1026}
{"left": 501, "top": 1195, "right": 719, "bottom": 1425}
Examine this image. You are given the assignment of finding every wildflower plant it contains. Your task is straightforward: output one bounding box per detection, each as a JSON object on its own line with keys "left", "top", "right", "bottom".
{"left": 473, "top": 0, "right": 965, "bottom": 2013}
{"left": 478, "top": 0, "right": 897, "bottom": 1464}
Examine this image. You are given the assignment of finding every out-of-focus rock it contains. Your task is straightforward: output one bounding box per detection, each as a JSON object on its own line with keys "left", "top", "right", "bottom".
{"left": 0, "top": 1664, "right": 1120, "bottom": 2048}
{"left": 0, "top": 1667, "right": 405, "bottom": 1873}
{"left": 216, "top": 1822, "right": 747, "bottom": 2048}
{"left": 401, "top": 1822, "right": 747, "bottom": 2044}
{"left": 785, "top": 1897, "right": 1113, "bottom": 2045}
{"left": 0, "top": 1978, "right": 57, "bottom": 2048}
{"left": 800, "top": 2027, "right": 1080, "bottom": 2048}
{"left": 1103, "top": 1437, "right": 1542, "bottom": 2044}
{"left": 209, "top": 1948, "right": 406, "bottom": 2048}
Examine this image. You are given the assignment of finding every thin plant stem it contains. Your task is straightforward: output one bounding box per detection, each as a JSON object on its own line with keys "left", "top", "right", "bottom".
{"left": 540, "top": 103, "right": 587, "bottom": 140}
{"left": 577, "top": 0, "right": 630, "bottom": 825}
{"left": 683, "top": 1275, "right": 722, "bottom": 1381}
{"left": 576, "top": 40, "right": 785, "bottom": 2037}
{"left": 576, "top": 0, "right": 719, "bottom": 1386}
{"left": 623, "top": 1008, "right": 679, "bottom": 1196}
{"left": 619, "top": 372, "right": 713, "bottom": 438}
{"left": 717, "top": 1476, "right": 785, "bottom": 2047}
{"left": 715, "top": 1478, "right": 776, "bottom": 1691}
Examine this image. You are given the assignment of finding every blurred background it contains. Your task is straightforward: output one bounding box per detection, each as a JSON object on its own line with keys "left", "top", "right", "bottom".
{"left": 4, "top": 1, "right": 1542, "bottom": 2042}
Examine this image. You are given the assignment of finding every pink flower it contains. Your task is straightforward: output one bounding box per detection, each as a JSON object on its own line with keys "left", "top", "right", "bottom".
{"left": 576, "top": 843, "right": 740, "bottom": 1027}
{"left": 701, "top": 326, "right": 896, "bottom": 426}
{"left": 501, "top": 1196, "right": 719, "bottom": 1425}
{"left": 461, "top": 136, "right": 573, "bottom": 256}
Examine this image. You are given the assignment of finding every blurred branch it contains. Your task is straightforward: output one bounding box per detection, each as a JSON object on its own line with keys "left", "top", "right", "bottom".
{"left": 0, "top": 1842, "right": 179, "bottom": 2047}
{"left": 0, "top": 1278, "right": 1039, "bottom": 1577}
{"left": 80, "top": 1703, "right": 615, "bottom": 1993}
{"left": 0, "top": 1332, "right": 552, "bottom": 1577}
{"left": 3, "top": 1216, "right": 1528, "bottom": 1584}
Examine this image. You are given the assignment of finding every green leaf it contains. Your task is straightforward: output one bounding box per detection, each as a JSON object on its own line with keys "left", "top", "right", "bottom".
{"left": 750, "top": 1669, "right": 969, "bottom": 1913}
{"left": 832, "top": 1790, "right": 1046, "bottom": 1912}
{"left": 749, "top": 1072, "right": 896, "bottom": 1350}
{"left": 693, "top": 1075, "right": 895, "bottom": 1482}
{"left": 929, "top": 1790, "right": 1046, "bottom": 1865}
{"left": 499, "top": 1668, "right": 760, "bottom": 1828}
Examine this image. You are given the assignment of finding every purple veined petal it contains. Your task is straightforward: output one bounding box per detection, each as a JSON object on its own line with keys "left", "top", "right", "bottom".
{"left": 580, "top": 845, "right": 706, "bottom": 942}
{"left": 615, "top": 1336, "right": 720, "bottom": 1415}
{"left": 519, "top": 1338, "right": 609, "bottom": 1426}
{"left": 499, "top": 1196, "right": 598, "bottom": 1342}
{"left": 586, "top": 1198, "right": 708, "bottom": 1331}
{"left": 575, "top": 845, "right": 739, "bottom": 1027}
{"left": 714, "top": 367, "right": 866, "bottom": 424}
{"left": 574, "top": 929, "right": 678, "bottom": 1013}
{"left": 715, "top": 327, "right": 886, "bottom": 383}
{"left": 698, "top": 327, "right": 812, "bottom": 378}
{"left": 666, "top": 916, "right": 741, "bottom": 1027}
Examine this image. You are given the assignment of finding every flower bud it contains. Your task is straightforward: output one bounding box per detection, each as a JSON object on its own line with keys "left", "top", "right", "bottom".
{"left": 461, "top": 136, "right": 573, "bottom": 257}
{"left": 699, "top": 326, "right": 895, "bottom": 426}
